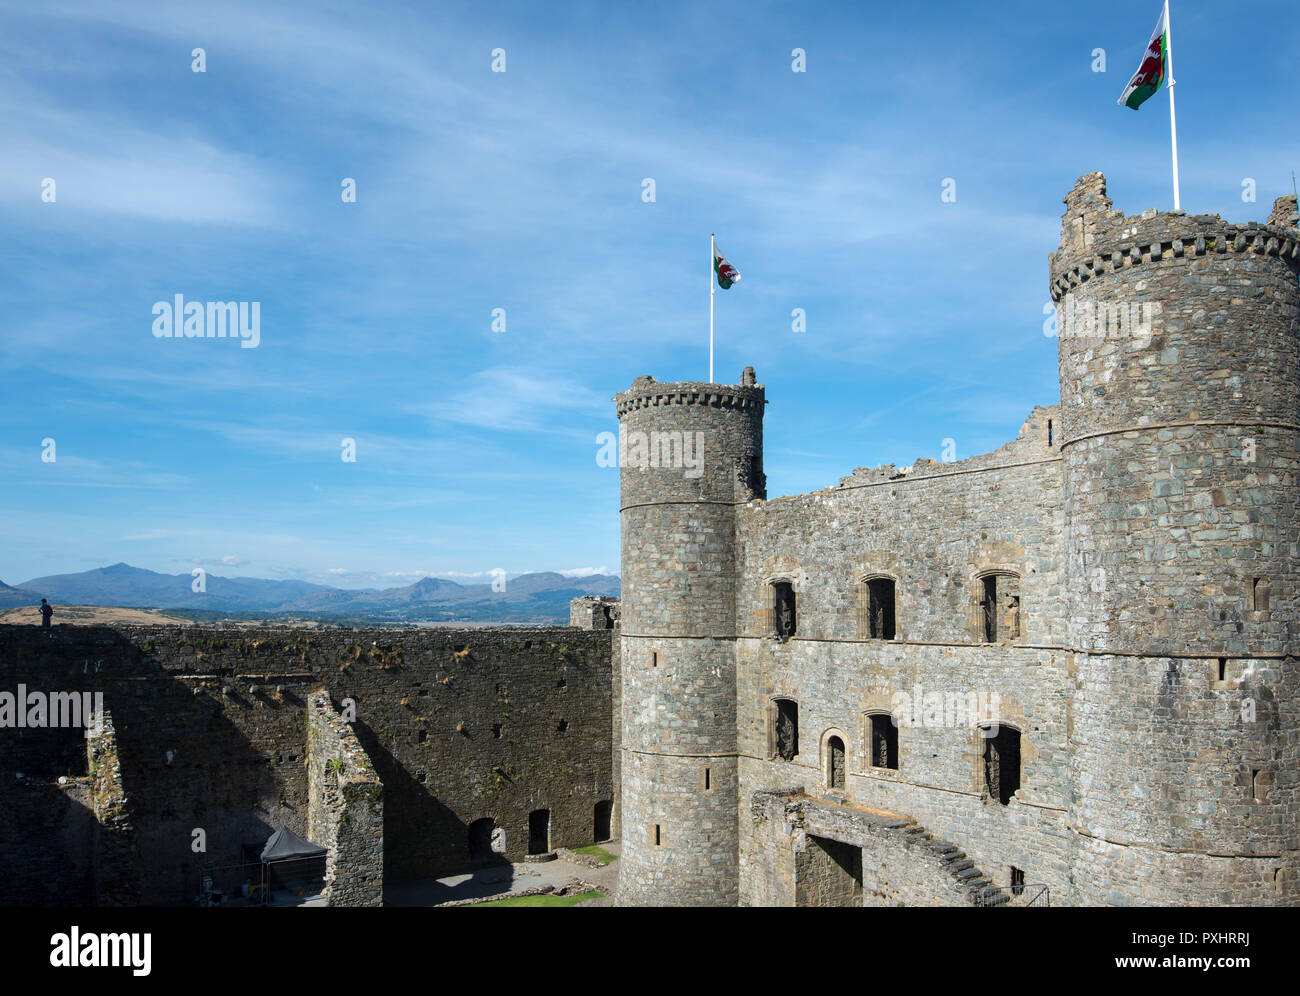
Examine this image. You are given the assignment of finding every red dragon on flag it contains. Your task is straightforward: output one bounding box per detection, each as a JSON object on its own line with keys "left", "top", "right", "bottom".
{"left": 1118, "top": 6, "right": 1170, "bottom": 110}
{"left": 713, "top": 244, "right": 740, "bottom": 289}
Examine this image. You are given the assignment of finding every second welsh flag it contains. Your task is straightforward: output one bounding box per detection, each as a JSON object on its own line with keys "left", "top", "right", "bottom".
{"left": 1118, "top": 4, "right": 1170, "bottom": 110}
{"left": 714, "top": 243, "right": 741, "bottom": 289}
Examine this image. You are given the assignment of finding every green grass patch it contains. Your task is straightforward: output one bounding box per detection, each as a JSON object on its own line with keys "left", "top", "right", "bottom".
{"left": 571, "top": 845, "right": 617, "bottom": 865}
{"left": 468, "top": 889, "right": 603, "bottom": 907}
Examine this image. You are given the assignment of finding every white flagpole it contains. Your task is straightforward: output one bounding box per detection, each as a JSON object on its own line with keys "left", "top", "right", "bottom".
{"left": 1165, "top": 0, "right": 1181, "bottom": 210}
{"left": 709, "top": 233, "right": 715, "bottom": 383}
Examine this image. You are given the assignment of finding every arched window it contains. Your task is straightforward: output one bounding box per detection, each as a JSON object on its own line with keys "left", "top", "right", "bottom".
{"left": 858, "top": 576, "right": 896, "bottom": 640}
{"left": 825, "top": 735, "right": 846, "bottom": 789}
{"left": 976, "top": 572, "right": 1021, "bottom": 643}
{"left": 770, "top": 698, "right": 799, "bottom": 761}
{"left": 771, "top": 581, "right": 797, "bottom": 637}
{"left": 867, "top": 713, "right": 898, "bottom": 770}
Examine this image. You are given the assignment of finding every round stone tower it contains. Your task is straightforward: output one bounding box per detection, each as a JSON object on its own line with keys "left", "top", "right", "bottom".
{"left": 1053, "top": 174, "right": 1300, "bottom": 904}
{"left": 613, "top": 369, "right": 765, "bottom": 906}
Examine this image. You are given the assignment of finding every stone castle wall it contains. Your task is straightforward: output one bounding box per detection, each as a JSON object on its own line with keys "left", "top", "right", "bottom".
{"left": 749, "top": 790, "right": 998, "bottom": 906}
{"left": 617, "top": 175, "right": 1300, "bottom": 906}
{"left": 732, "top": 411, "right": 1078, "bottom": 903}
{"left": 88, "top": 709, "right": 141, "bottom": 905}
{"left": 0, "top": 776, "right": 96, "bottom": 905}
{"left": 0, "top": 623, "right": 615, "bottom": 905}
{"left": 614, "top": 375, "right": 765, "bottom": 906}
{"left": 1052, "top": 174, "right": 1300, "bottom": 904}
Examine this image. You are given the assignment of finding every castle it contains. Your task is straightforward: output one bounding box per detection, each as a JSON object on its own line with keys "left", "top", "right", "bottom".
{"left": 613, "top": 174, "right": 1300, "bottom": 906}
{"left": 3, "top": 174, "right": 1297, "bottom": 908}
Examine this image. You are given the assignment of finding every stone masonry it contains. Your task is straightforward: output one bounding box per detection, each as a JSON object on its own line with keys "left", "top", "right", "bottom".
{"left": 307, "top": 691, "right": 383, "bottom": 906}
{"left": 616, "top": 174, "right": 1300, "bottom": 906}
{"left": 0, "top": 622, "right": 615, "bottom": 904}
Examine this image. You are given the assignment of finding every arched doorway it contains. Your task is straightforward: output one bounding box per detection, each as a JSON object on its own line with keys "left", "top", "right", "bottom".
{"left": 468, "top": 818, "right": 496, "bottom": 863}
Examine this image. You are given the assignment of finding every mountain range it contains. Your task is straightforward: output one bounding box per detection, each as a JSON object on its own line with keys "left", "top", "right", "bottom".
{"left": 1, "top": 563, "right": 620, "bottom": 625}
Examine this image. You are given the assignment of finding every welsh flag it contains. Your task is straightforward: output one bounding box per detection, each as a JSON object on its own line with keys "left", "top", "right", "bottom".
{"left": 714, "top": 243, "right": 741, "bottom": 289}
{"left": 1118, "top": 5, "right": 1170, "bottom": 110}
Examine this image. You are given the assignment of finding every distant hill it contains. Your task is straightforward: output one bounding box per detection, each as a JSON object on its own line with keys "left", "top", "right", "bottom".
{"left": 15, "top": 564, "right": 620, "bottom": 625}
{"left": 21, "top": 563, "right": 332, "bottom": 612}
{"left": 0, "top": 578, "right": 46, "bottom": 609}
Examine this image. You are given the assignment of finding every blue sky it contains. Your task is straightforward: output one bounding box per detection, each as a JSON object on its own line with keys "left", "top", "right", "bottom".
{"left": 1, "top": 0, "right": 1296, "bottom": 589}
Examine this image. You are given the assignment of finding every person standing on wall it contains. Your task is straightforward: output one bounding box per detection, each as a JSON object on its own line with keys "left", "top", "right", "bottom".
{"left": 39, "top": 598, "right": 53, "bottom": 632}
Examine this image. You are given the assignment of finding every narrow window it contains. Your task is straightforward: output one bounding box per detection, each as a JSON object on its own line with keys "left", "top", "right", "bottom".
{"left": 1251, "top": 768, "right": 1263, "bottom": 803}
{"left": 978, "top": 573, "right": 1021, "bottom": 642}
{"left": 1249, "top": 577, "right": 1270, "bottom": 612}
{"left": 1047, "top": 419, "right": 1053, "bottom": 448}
{"left": 654, "top": 824, "right": 662, "bottom": 846}
{"left": 773, "top": 698, "right": 799, "bottom": 761}
{"left": 650, "top": 650, "right": 658, "bottom": 668}
{"left": 869, "top": 714, "right": 898, "bottom": 770}
{"left": 981, "top": 575, "right": 998, "bottom": 642}
{"left": 1010, "top": 866, "right": 1025, "bottom": 897}
{"left": 865, "top": 577, "right": 896, "bottom": 640}
{"left": 703, "top": 767, "right": 711, "bottom": 791}
{"left": 982, "top": 726, "right": 1021, "bottom": 805}
{"left": 827, "top": 736, "right": 846, "bottom": 789}
{"left": 772, "top": 581, "right": 797, "bottom": 637}
{"left": 1218, "top": 658, "right": 1227, "bottom": 682}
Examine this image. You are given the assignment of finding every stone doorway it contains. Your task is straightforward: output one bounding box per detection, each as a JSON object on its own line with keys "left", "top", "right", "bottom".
{"left": 469, "top": 818, "right": 506, "bottom": 863}
{"left": 528, "top": 809, "right": 550, "bottom": 854}
{"left": 796, "top": 835, "right": 862, "bottom": 906}
{"left": 594, "top": 800, "right": 612, "bottom": 842}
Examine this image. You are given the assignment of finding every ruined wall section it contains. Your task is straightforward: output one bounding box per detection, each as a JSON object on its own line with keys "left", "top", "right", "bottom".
{"left": 570, "top": 597, "right": 622, "bottom": 840}
{"left": 0, "top": 623, "right": 614, "bottom": 904}
{"left": 569, "top": 596, "right": 620, "bottom": 630}
{"left": 307, "top": 691, "right": 383, "bottom": 906}
{"left": 749, "top": 791, "right": 996, "bottom": 907}
{"left": 88, "top": 709, "right": 141, "bottom": 905}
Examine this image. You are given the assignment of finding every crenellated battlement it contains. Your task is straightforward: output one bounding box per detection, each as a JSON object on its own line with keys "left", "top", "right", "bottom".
{"left": 1050, "top": 174, "right": 1300, "bottom": 302}
{"left": 614, "top": 373, "right": 766, "bottom": 418}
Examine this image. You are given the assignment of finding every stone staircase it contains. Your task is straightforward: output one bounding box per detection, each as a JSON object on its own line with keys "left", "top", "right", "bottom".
{"left": 899, "top": 823, "right": 1009, "bottom": 907}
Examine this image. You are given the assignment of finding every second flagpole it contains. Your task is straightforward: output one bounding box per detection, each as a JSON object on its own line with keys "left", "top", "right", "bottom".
{"left": 709, "top": 233, "right": 715, "bottom": 383}
{"left": 1166, "top": 0, "right": 1181, "bottom": 210}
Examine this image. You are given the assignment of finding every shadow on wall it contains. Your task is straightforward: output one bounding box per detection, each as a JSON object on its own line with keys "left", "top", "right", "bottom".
{"left": 0, "top": 625, "right": 311, "bottom": 906}
{"left": 0, "top": 778, "right": 97, "bottom": 905}
{"left": 348, "top": 718, "right": 471, "bottom": 880}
